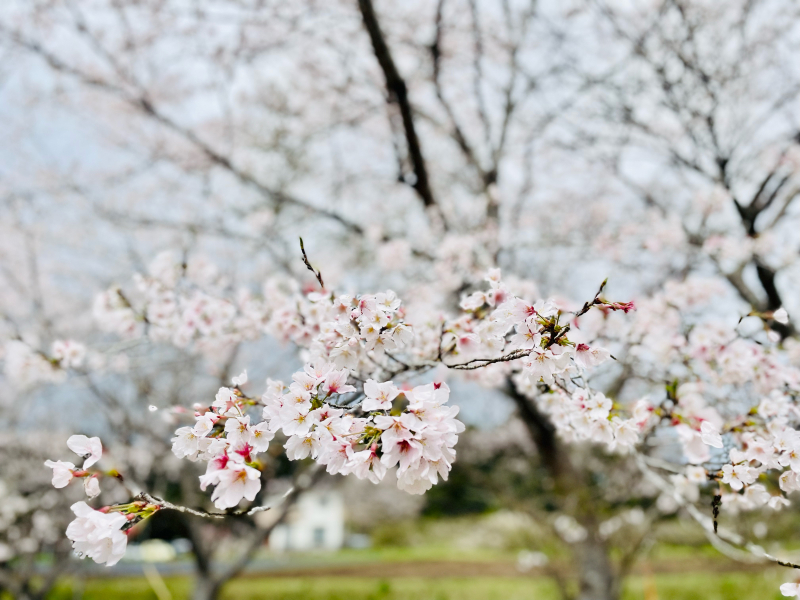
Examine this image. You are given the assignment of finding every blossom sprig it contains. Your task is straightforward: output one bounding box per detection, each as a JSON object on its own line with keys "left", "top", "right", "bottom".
{"left": 44, "top": 428, "right": 301, "bottom": 566}
{"left": 45, "top": 435, "right": 105, "bottom": 498}
{"left": 44, "top": 435, "right": 162, "bottom": 566}
{"left": 53, "top": 256, "right": 771, "bottom": 576}
{"left": 594, "top": 278, "right": 800, "bottom": 596}
{"left": 502, "top": 273, "right": 800, "bottom": 591}
{"left": 638, "top": 454, "right": 800, "bottom": 591}
{"left": 90, "top": 261, "right": 637, "bottom": 504}
{"left": 2, "top": 338, "right": 89, "bottom": 389}
{"left": 440, "top": 273, "right": 630, "bottom": 414}
{"left": 169, "top": 362, "right": 463, "bottom": 500}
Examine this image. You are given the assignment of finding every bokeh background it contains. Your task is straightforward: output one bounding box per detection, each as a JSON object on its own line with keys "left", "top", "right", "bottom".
{"left": 1, "top": 0, "right": 800, "bottom": 599}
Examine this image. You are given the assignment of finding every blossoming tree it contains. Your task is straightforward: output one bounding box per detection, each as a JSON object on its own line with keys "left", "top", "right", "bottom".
{"left": 26, "top": 242, "right": 800, "bottom": 600}
{"left": 2, "top": 1, "right": 800, "bottom": 600}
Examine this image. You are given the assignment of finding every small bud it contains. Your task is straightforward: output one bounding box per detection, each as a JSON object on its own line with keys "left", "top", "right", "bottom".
{"left": 602, "top": 300, "right": 636, "bottom": 313}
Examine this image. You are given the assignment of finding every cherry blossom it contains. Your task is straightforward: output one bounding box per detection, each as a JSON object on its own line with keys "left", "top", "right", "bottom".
{"left": 66, "top": 435, "right": 103, "bottom": 469}
{"left": 44, "top": 460, "right": 75, "bottom": 488}
{"left": 231, "top": 370, "right": 248, "bottom": 387}
{"left": 51, "top": 340, "right": 87, "bottom": 369}
{"left": 362, "top": 379, "right": 400, "bottom": 411}
{"left": 721, "top": 464, "right": 757, "bottom": 491}
{"left": 66, "top": 502, "right": 128, "bottom": 566}
{"left": 84, "top": 476, "right": 101, "bottom": 499}
{"left": 171, "top": 427, "right": 203, "bottom": 460}
{"left": 203, "top": 461, "right": 262, "bottom": 510}
{"left": 700, "top": 421, "right": 724, "bottom": 449}
{"left": 574, "top": 344, "right": 612, "bottom": 370}
{"left": 781, "top": 582, "right": 800, "bottom": 597}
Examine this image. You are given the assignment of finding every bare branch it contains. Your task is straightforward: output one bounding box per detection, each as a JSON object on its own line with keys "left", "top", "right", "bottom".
{"left": 356, "top": 0, "right": 445, "bottom": 227}
{"left": 447, "top": 348, "right": 531, "bottom": 370}
{"left": 299, "top": 237, "right": 325, "bottom": 289}
{"left": 0, "top": 24, "right": 364, "bottom": 236}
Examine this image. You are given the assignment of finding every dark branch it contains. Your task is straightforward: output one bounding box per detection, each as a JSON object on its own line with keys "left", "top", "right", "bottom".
{"left": 447, "top": 348, "right": 531, "bottom": 370}
{"left": 357, "top": 0, "right": 444, "bottom": 225}
{"left": 299, "top": 237, "right": 325, "bottom": 289}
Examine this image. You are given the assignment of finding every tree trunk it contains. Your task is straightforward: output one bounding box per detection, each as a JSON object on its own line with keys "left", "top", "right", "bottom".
{"left": 506, "top": 381, "right": 620, "bottom": 600}
{"left": 191, "top": 574, "right": 221, "bottom": 600}
{"left": 175, "top": 509, "right": 222, "bottom": 600}
{"left": 576, "top": 530, "right": 618, "bottom": 600}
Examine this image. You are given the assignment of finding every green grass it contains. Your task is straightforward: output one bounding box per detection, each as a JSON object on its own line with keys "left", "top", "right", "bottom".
{"left": 44, "top": 571, "right": 791, "bottom": 600}
{"left": 257, "top": 545, "right": 518, "bottom": 564}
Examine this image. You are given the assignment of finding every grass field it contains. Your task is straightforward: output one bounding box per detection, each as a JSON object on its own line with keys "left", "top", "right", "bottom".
{"left": 43, "top": 570, "right": 791, "bottom": 600}
{"left": 24, "top": 519, "right": 800, "bottom": 600}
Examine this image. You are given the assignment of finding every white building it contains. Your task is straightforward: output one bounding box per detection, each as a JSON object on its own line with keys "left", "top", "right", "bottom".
{"left": 266, "top": 489, "right": 345, "bottom": 552}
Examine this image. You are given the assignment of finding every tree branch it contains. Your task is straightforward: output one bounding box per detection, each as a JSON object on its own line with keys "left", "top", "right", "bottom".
{"left": 0, "top": 24, "right": 363, "bottom": 236}
{"left": 357, "top": 0, "right": 445, "bottom": 227}
{"left": 299, "top": 237, "right": 325, "bottom": 289}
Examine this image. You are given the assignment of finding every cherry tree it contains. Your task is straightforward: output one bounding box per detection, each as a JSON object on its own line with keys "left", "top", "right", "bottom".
{"left": 1, "top": 1, "right": 800, "bottom": 600}
{"left": 19, "top": 242, "right": 800, "bottom": 600}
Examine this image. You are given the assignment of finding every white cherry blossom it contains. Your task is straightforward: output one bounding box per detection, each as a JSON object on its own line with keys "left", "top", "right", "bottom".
{"left": 67, "top": 435, "right": 103, "bottom": 469}
{"left": 362, "top": 379, "right": 399, "bottom": 411}
{"left": 700, "top": 421, "right": 724, "bottom": 449}
{"left": 66, "top": 502, "right": 128, "bottom": 566}
{"left": 44, "top": 460, "right": 75, "bottom": 488}
{"left": 721, "top": 464, "right": 757, "bottom": 491}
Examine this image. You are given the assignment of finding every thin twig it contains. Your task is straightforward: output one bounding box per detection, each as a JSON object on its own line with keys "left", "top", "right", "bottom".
{"left": 447, "top": 348, "right": 531, "bottom": 370}
{"left": 135, "top": 488, "right": 296, "bottom": 519}
{"left": 299, "top": 237, "right": 324, "bottom": 289}
{"left": 574, "top": 278, "right": 608, "bottom": 318}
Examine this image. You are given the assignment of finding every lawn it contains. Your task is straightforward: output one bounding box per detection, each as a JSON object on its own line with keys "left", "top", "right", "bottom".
{"left": 44, "top": 571, "right": 790, "bottom": 600}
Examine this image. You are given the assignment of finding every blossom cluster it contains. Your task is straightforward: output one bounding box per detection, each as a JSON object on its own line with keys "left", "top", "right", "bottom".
{"left": 266, "top": 376, "right": 463, "bottom": 494}
{"left": 160, "top": 268, "right": 630, "bottom": 514}
{"left": 173, "top": 367, "right": 462, "bottom": 506}
{"left": 93, "top": 253, "right": 262, "bottom": 350}
{"left": 519, "top": 385, "right": 641, "bottom": 452}
{"left": 44, "top": 435, "right": 103, "bottom": 499}
{"left": 562, "top": 276, "right": 800, "bottom": 570}
{"left": 627, "top": 283, "right": 800, "bottom": 508}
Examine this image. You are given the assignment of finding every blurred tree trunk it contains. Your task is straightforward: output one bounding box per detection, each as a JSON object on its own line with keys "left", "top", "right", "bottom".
{"left": 180, "top": 467, "right": 317, "bottom": 600}
{"left": 174, "top": 500, "right": 227, "bottom": 600}
{"left": 507, "top": 381, "right": 620, "bottom": 600}
{"left": 575, "top": 526, "right": 616, "bottom": 600}
{"left": 191, "top": 576, "right": 221, "bottom": 600}
{"left": 179, "top": 513, "right": 221, "bottom": 600}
